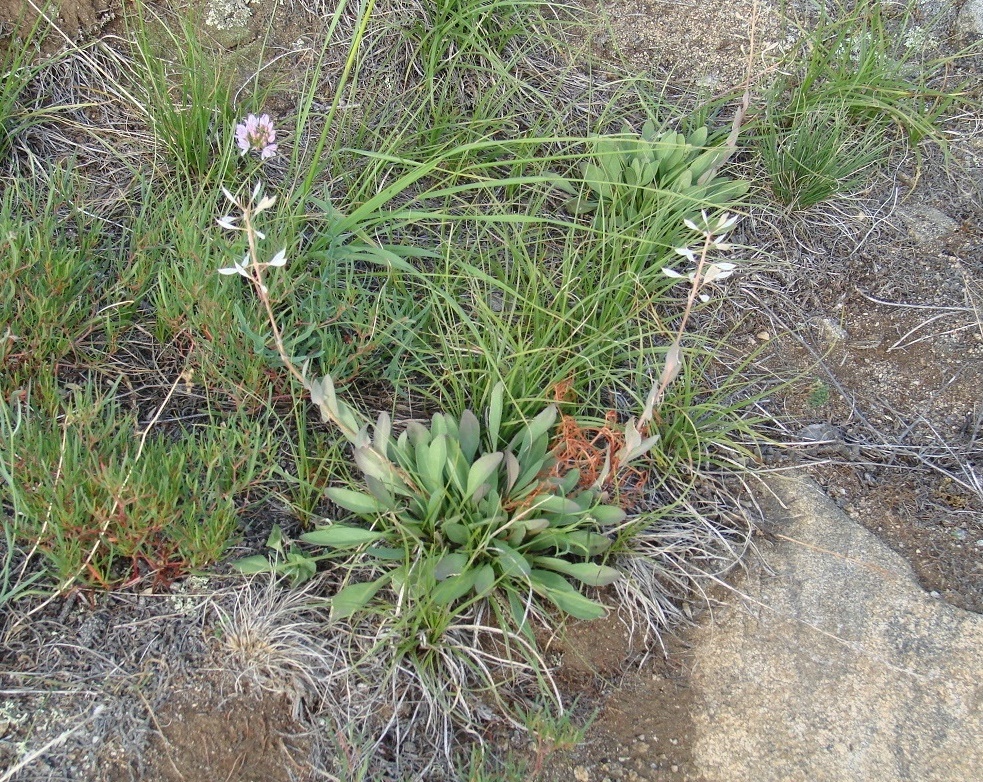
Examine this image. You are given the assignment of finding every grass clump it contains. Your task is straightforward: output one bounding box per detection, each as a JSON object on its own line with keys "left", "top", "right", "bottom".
{"left": 0, "top": 14, "right": 60, "bottom": 159}
{"left": 754, "top": 0, "right": 976, "bottom": 208}
{"left": 0, "top": 176, "right": 115, "bottom": 396}
{"left": 126, "top": 5, "right": 241, "bottom": 181}
{"left": 1, "top": 385, "right": 274, "bottom": 589}
{"left": 756, "top": 105, "right": 889, "bottom": 210}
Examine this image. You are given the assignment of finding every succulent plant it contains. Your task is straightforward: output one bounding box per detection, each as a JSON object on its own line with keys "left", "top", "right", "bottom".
{"left": 240, "top": 380, "right": 627, "bottom": 622}
{"left": 561, "top": 121, "right": 749, "bottom": 232}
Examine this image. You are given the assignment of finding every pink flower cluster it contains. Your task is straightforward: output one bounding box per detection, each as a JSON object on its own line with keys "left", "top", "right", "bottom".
{"left": 235, "top": 113, "right": 277, "bottom": 160}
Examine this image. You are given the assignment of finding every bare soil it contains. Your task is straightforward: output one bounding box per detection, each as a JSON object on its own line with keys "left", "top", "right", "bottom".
{"left": 119, "top": 685, "right": 311, "bottom": 782}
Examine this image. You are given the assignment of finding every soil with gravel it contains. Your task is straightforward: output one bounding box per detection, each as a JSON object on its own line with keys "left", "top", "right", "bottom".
{"left": 1, "top": 0, "right": 981, "bottom": 780}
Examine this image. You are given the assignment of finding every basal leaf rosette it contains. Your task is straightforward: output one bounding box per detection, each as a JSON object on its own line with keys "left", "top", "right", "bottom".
{"left": 305, "top": 381, "right": 626, "bottom": 623}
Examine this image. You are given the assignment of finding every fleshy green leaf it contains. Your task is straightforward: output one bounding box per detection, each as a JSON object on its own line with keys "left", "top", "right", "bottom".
{"left": 534, "top": 556, "right": 622, "bottom": 586}
{"left": 459, "top": 409, "right": 480, "bottom": 462}
{"left": 493, "top": 540, "right": 532, "bottom": 578}
{"left": 523, "top": 517, "right": 550, "bottom": 535}
{"left": 406, "top": 420, "right": 430, "bottom": 449}
{"left": 529, "top": 569, "right": 607, "bottom": 619}
{"left": 565, "top": 530, "right": 613, "bottom": 557}
{"left": 520, "top": 405, "right": 558, "bottom": 453}
{"left": 590, "top": 504, "right": 627, "bottom": 525}
{"left": 373, "top": 411, "right": 392, "bottom": 454}
{"left": 325, "top": 487, "right": 386, "bottom": 516}
{"left": 331, "top": 577, "right": 387, "bottom": 619}
{"left": 431, "top": 569, "right": 479, "bottom": 605}
{"left": 353, "top": 446, "right": 406, "bottom": 492}
{"left": 532, "top": 495, "right": 583, "bottom": 515}
{"left": 434, "top": 552, "right": 469, "bottom": 581}
{"left": 504, "top": 451, "right": 520, "bottom": 493}
{"left": 366, "top": 546, "right": 406, "bottom": 560}
{"left": 423, "top": 435, "right": 449, "bottom": 492}
{"left": 265, "top": 525, "right": 284, "bottom": 554}
{"left": 555, "top": 468, "right": 581, "bottom": 496}
{"left": 364, "top": 475, "right": 396, "bottom": 509}
{"left": 472, "top": 564, "right": 496, "bottom": 597}
{"left": 234, "top": 555, "right": 274, "bottom": 575}
{"left": 486, "top": 382, "right": 504, "bottom": 448}
{"left": 543, "top": 588, "right": 607, "bottom": 620}
{"left": 301, "top": 524, "right": 385, "bottom": 548}
{"left": 443, "top": 521, "right": 470, "bottom": 545}
{"left": 466, "top": 451, "right": 503, "bottom": 500}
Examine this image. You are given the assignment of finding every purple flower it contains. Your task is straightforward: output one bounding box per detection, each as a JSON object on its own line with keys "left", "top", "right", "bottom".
{"left": 235, "top": 113, "right": 278, "bottom": 160}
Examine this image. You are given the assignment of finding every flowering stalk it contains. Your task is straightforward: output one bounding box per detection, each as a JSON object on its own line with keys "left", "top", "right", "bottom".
{"left": 639, "top": 211, "right": 739, "bottom": 427}
{"left": 217, "top": 183, "right": 300, "bottom": 383}
{"left": 216, "top": 179, "right": 417, "bottom": 490}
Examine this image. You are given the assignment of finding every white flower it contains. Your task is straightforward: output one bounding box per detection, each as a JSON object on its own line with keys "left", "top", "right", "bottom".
{"left": 703, "top": 262, "right": 736, "bottom": 283}
{"left": 684, "top": 210, "right": 740, "bottom": 239}
{"left": 218, "top": 252, "right": 252, "bottom": 278}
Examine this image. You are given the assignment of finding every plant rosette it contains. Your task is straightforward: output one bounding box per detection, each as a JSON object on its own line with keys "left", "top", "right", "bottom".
{"left": 240, "top": 381, "right": 628, "bottom": 624}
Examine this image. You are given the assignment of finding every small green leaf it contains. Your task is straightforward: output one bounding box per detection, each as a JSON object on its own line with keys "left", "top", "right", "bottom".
{"left": 555, "top": 468, "right": 581, "bottom": 496}
{"left": 283, "top": 551, "right": 317, "bottom": 585}
{"left": 474, "top": 483, "right": 495, "bottom": 504}
{"left": 301, "top": 524, "right": 385, "bottom": 548}
{"left": 365, "top": 546, "right": 405, "bottom": 560}
{"left": 443, "top": 521, "right": 470, "bottom": 545}
{"left": 265, "top": 525, "right": 284, "bottom": 554}
{"left": 532, "top": 495, "right": 583, "bottom": 515}
{"left": 565, "top": 530, "right": 612, "bottom": 557}
{"left": 534, "top": 556, "right": 622, "bottom": 586}
{"left": 434, "top": 552, "right": 469, "bottom": 581}
{"left": 331, "top": 577, "right": 387, "bottom": 620}
{"left": 687, "top": 125, "right": 709, "bottom": 148}
{"left": 354, "top": 447, "right": 406, "bottom": 494}
{"left": 423, "top": 435, "right": 449, "bottom": 492}
{"left": 529, "top": 569, "right": 607, "bottom": 619}
{"left": 326, "top": 487, "right": 386, "bottom": 516}
{"left": 459, "top": 409, "right": 480, "bottom": 462}
{"left": 523, "top": 517, "right": 550, "bottom": 535}
{"left": 235, "top": 555, "right": 274, "bottom": 575}
{"left": 431, "top": 569, "right": 479, "bottom": 606}
{"left": 373, "top": 411, "right": 392, "bottom": 454}
{"left": 364, "top": 475, "right": 396, "bottom": 509}
{"left": 473, "top": 564, "right": 496, "bottom": 597}
{"left": 590, "top": 504, "right": 627, "bottom": 525}
{"left": 522, "top": 405, "right": 558, "bottom": 452}
{"left": 493, "top": 541, "right": 532, "bottom": 578}
{"left": 529, "top": 568, "right": 573, "bottom": 592}
{"left": 406, "top": 420, "right": 431, "bottom": 449}
{"left": 504, "top": 451, "right": 520, "bottom": 493}
{"left": 446, "top": 440, "right": 469, "bottom": 496}
{"left": 564, "top": 196, "right": 599, "bottom": 215}
{"left": 486, "top": 382, "right": 504, "bottom": 448}
{"left": 466, "top": 451, "right": 504, "bottom": 500}
{"left": 511, "top": 456, "right": 546, "bottom": 498}
{"left": 687, "top": 147, "right": 728, "bottom": 181}
{"left": 544, "top": 588, "right": 607, "bottom": 620}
